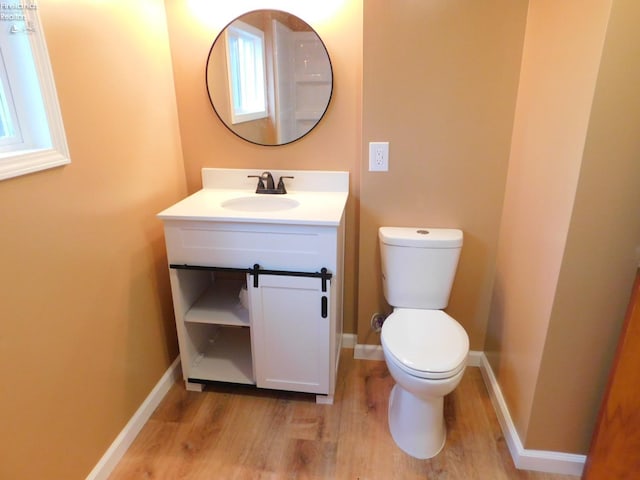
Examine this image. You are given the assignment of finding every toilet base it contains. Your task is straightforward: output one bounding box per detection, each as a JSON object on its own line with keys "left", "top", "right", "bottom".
{"left": 388, "top": 384, "right": 446, "bottom": 459}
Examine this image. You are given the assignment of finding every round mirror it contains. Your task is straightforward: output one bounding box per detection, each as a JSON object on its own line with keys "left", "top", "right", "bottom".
{"left": 206, "top": 10, "right": 333, "bottom": 146}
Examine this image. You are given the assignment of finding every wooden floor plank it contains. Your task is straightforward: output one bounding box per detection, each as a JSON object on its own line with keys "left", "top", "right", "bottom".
{"left": 108, "top": 350, "right": 579, "bottom": 480}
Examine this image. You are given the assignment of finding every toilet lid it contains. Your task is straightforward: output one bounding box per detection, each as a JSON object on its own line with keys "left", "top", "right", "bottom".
{"left": 381, "top": 309, "right": 469, "bottom": 379}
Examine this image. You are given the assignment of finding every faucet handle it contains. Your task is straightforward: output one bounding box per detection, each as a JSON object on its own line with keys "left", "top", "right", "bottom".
{"left": 277, "top": 176, "right": 294, "bottom": 194}
{"left": 247, "top": 175, "right": 265, "bottom": 192}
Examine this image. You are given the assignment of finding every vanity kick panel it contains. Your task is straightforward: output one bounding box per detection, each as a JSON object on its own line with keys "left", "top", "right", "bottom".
{"left": 165, "top": 222, "right": 337, "bottom": 271}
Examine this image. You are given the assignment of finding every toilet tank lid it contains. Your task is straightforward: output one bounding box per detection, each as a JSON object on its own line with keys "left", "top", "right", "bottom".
{"left": 379, "top": 227, "right": 463, "bottom": 248}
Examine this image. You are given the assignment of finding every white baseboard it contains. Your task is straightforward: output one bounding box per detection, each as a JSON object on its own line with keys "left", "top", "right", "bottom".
{"left": 85, "top": 356, "right": 181, "bottom": 480}
{"left": 478, "top": 353, "right": 586, "bottom": 476}
{"left": 466, "top": 350, "right": 483, "bottom": 367}
{"left": 354, "top": 342, "right": 385, "bottom": 360}
{"left": 341, "top": 333, "right": 357, "bottom": 348}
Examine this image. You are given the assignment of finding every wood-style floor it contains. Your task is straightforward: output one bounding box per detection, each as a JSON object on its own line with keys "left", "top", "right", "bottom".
{"left": 109, "top": 349, "right": 578, "bottom": 479}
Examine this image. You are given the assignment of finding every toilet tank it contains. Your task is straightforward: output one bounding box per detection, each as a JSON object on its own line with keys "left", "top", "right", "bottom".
{"left": 379, "top": 227, "right": 463, "bottom": 309}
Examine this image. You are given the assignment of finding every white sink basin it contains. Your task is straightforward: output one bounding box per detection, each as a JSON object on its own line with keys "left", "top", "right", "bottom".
{"left": 221, "top": 195, "right": 300, "bottom": 212}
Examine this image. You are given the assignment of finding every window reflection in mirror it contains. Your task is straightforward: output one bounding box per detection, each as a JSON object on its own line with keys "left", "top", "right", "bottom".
{"left": 225, "top": 21, "right": 268, "bottom": 124}
{"left": 206, "top": 10, "right": 333, "bottom": 146}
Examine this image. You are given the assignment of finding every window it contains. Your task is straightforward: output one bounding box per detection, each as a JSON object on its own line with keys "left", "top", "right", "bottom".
{"left": 0, "top": 4, "right": 70, "bottom": 181}
{"left": 224, "top": 20, "right": 268, "bottom": 124}
{"left": 0, "top": 56, "right": 21, "bottom": 147}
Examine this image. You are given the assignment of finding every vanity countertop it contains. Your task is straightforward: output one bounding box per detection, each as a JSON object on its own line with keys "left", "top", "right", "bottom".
{"left": 157, "top": 168, "right": 349, "bottom": 226}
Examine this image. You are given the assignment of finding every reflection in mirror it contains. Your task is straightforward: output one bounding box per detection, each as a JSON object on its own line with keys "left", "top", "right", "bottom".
{"left": 206, "top": 10, "right": 333, "bottom": 146}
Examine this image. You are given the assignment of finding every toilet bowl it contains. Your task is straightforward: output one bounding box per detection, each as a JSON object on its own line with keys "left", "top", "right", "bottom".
{"left": 378, "top": 227, "right": 469, "bottom": 459}
{"left": 381, "top": 308, "right": 468, "bottom": 458}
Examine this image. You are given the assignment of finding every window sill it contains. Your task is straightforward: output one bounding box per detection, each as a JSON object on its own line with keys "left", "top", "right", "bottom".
{"left": 0, "top": 146, "right": 70, "bottom": 181}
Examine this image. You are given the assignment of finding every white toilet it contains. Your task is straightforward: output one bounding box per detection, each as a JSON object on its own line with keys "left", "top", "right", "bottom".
{"left": 379, "top": 227, "right": 469, "bottom": 459}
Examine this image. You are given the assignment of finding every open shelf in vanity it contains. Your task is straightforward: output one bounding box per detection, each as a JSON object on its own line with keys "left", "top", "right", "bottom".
{"left": 170, "top": 267, "right": 255, "bottom": 388}
{"left": 185, "top": 325, "right": 253, "bottom": 384}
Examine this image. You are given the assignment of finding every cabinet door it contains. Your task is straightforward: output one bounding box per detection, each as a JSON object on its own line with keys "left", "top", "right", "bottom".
{"left": 249, "top": 274, "right": 330, "bottom": 394}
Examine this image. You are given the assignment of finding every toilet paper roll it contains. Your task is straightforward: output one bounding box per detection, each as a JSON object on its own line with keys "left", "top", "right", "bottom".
{"left": 238, "top": 286, "right": 249, "bottom": 310}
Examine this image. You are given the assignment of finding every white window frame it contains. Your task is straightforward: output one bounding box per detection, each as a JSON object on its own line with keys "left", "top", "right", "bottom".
{"left": 224, "top": 20, "right": 268, "bottom": 124}
{"left": 0, "top": 3, "right": 70, "bottom": 181}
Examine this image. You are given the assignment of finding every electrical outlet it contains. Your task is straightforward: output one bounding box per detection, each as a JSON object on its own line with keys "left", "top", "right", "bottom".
{"left": 369, "top": 142, "right": 389, "bottom": 172}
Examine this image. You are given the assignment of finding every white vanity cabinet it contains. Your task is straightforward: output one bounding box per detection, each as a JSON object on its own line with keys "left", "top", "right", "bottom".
{"left": 158, "top": 168, "right": 348, "bottom": 403}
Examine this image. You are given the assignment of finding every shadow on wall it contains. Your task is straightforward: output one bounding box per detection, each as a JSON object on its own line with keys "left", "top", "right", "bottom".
{"left": 484, "top": 273, "right": 506, "bottom": 375}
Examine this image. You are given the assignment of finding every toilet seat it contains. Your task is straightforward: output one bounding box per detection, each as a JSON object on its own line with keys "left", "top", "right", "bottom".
{"left": 381, "top": 309, "right": 469, "bottom": 380}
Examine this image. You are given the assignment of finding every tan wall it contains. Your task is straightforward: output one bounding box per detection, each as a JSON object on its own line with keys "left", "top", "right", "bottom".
{"left": 526, "top": 0, "right": 640, "bottom": 453}
{"left": 485, "top": 0, "right": 613, "bottom": 449}
{"left": 0, "top": 2, "right": 186, "bottom": 478}
{"left": 484, "top": 0, "right": 640, "bottom": 454}
{"left": 359, "top": 0, "right": 528, "bottom": 348}
{"left": 163, "top": 1, "right": 363, "bottom": 334}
